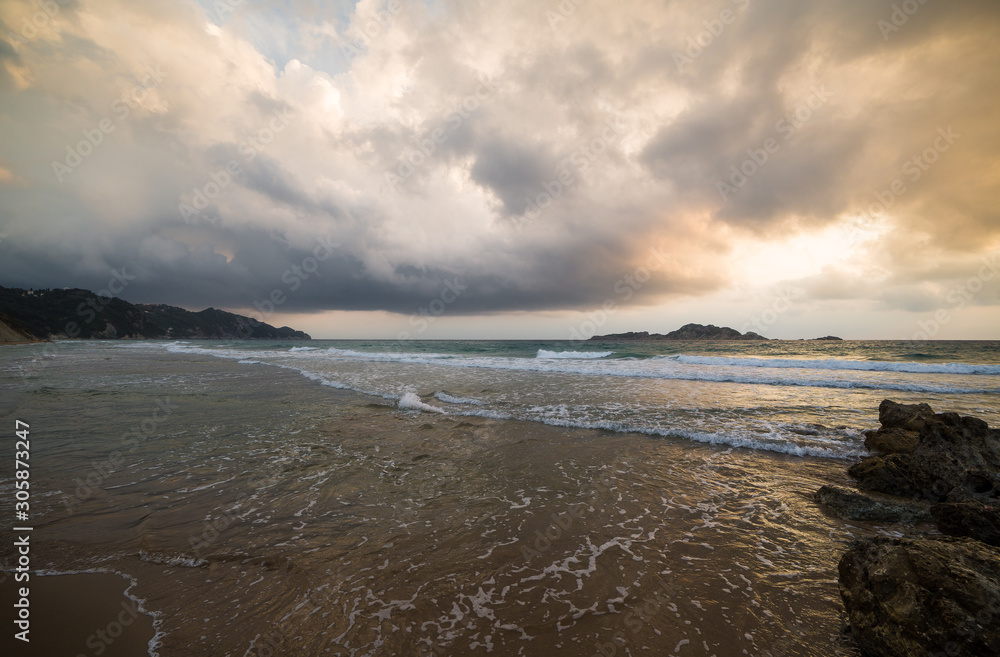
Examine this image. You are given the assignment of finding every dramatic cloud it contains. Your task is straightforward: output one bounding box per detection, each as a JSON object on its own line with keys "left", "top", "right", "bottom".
{"left": 1, "top": 0, "right": 998, "bottom": 337}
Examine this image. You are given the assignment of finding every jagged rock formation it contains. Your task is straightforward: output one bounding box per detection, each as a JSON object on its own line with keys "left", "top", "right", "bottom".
{"left": 814, "top": 485, "right": 932, "bottom": 522}
{"left": 0, "top": 286, "right": 310, "bottom": 340}
{"left": 816, "top": 400, "right": 1000, "bottom": 657}
{"left": 848, "top": 401, "right": 1000, "bottom": 505}
{"left": 590, "top": 323, "right": 768, "bottom": 340}
{"left": 839, "top": 536, "right": 1000, "bottom": 657}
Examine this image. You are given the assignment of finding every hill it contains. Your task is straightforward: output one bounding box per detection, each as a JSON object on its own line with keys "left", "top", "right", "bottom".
{"left": 0, "top": 287, "right": 311, "bottom": 340}
{"left": 0, "top": 312, "right": 41, "bottom": 343}
{"left": 589, "top": 323, "right": 768, "bottom": 341}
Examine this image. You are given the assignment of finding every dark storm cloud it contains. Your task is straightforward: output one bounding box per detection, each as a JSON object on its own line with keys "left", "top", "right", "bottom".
{"left": 0, "top": 0, "right": 999, "bottom": 321}
{"left": 469, "top": 139, "right": 555, "bottom": 218}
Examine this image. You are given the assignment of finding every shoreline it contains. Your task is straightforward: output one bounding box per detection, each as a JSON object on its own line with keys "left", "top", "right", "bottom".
{"left": 0, "top": 572, "right": 157, "bottom": 656}
{"left": 8, "top": 341, "right": 993, "bottom": 655}
{"left": 11, "top": 351, "right": 862, "bottom": 654}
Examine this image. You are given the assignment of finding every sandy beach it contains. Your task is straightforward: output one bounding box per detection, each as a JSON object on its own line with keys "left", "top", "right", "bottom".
{"left": 1, "top": 572, "right": 155, "bottom": 656}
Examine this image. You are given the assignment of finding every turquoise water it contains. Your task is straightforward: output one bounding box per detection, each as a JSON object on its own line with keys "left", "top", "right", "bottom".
{"left": 184, "top": 338, "right": 1000, "bottom": 363}
{"left": 130, "top": 339, "right": 1000, "bottom": 460}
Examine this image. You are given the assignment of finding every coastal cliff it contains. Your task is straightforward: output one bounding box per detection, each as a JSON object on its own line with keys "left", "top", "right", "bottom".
{"left": 0, "top": 312, "right": 42, "bottom": 343}
{"left": 0, "top": 286, "right": 311, "bottom": 340}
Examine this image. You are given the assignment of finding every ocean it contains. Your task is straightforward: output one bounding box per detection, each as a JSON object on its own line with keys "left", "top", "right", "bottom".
{"left": 2, "top": 339, "right": 999, "bottom": 656}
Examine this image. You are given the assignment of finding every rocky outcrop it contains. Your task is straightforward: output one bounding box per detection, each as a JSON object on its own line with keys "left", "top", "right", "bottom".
{"left": 877, "top": 400, "right": 935, "bottom": 433}
{"left": 864, "top": 427, "right": 921, "bottom": 455}
{"left": 839, "top": 536, "right": 1000, "bottom": 657}
{"left": 932, "top": 501, "right": 1000, "bottom": 548}
{"left": 814, "top": 485, "right": 932, "bottom": 522}
{"left": 820, "top": 400, "right": 1000, "bottom": 657}
{"left": 910, "top": 413, "right": 1000, "bottom": 503}
{"left": 848, "top": 454, "right": 917, "bottom": 498}
{"left": 590, "top": 323, "right": 768, "bottom": 341}
{"left": 847, "top": 401, "right": 1000, "bottom": 505}
{"left": 812, "top": 335, "right": 843, "bottom": 340}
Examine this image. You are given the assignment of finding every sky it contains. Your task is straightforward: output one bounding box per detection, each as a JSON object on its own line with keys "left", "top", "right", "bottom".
{"left": 1, "top": 0, "right": 998, "bottom": 340}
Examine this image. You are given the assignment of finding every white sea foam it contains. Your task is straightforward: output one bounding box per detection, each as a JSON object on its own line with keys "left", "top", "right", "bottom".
{"left": 398, "top": 392, "right": 448, "bottom": 414}
{"left": 149, "top": 341, "right": 996, "bottom": 460}
{"left": 139, "top": 550, "right": 206, "bottom": 568}
{"left": 288, "top": 346, "right": 318, "bottom": 352}
{"left": 434, "top": 391, "right": 487, "bottom": 405}
{"left": 324, "top": 347, "right": 456, "bottom": 361}
{"left": 670, "top": 354, "right": 1000, "bottom": 375}
{"left": 517, "top": 413, "right": 864, "bottom": 460}
{"left": 536, "top": 350, "right": 613, "bottom": 359}
{"left": 296, "top": 347, "right": 994, "bottom": 394}
{"left": 165, "top": 342, "right": 996, "bottom": 394}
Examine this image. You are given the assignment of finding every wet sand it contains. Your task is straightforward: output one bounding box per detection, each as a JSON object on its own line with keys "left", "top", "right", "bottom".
{"left": 1, "top": 572, "right": 156, "bottom": 656}
{"left": 1, "top": 346, "right": 893, "bottom": 656}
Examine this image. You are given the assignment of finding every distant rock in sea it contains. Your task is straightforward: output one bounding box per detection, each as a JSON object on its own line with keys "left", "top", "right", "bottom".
{"left": 812, "top": 335, "right": 843, "bottom": 340}
{"left": 590, "top": 323, "right": 768, "bottom": 341}
{"left": 0, "top": 286, "right": 311, "bottom": 340}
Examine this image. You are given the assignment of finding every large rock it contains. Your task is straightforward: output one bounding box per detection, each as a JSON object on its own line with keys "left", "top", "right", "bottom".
{"left": 849, "top": 403, "right": 1000, "bottom": 503}
{"left": 932, "top": 501, "right": 1000, "bottom": 547}
{"left": 848, "top": 454, "right": 918, "bottom": 497}
{"left": 860, "top": 400, "right": 933, "bottom": 456}
{"left": 815, "top": 485, "right": 932, "bottom": 522}
{"left": 878, "top": 400, "right": 935, "bottom": 432}
{"left": 864, "top": 427, "right": 920, "bottom": 456}
{"left": 946, "top": 470, "right": 1000, "bottom": 504}
{"left": 839, "top": 536, "right": 1000, "bottom": 657}
{"left": 909, "top": 412, "right": 1000, "bottom": 502}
